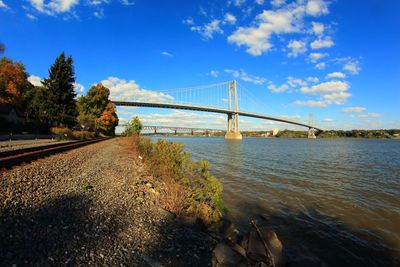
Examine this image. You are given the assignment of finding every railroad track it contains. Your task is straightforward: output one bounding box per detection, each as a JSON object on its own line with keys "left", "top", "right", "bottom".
{"left": 0, "top": 138, "right": 110, "bottom": 169}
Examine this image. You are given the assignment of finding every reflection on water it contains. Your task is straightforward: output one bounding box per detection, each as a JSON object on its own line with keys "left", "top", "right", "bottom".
{"left": 151, "top": 136, "right": 400, "bottom": 266}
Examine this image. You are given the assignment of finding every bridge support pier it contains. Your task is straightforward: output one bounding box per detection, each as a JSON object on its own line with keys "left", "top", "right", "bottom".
{"left": 225, "top": 80, "right": 242, "bottom": 140}
{"left": 308, "top": 127, "right": 316, "bottom": 139}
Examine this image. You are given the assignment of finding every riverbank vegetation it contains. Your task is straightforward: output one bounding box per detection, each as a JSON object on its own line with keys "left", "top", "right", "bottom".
{"left": 132, "top": 135, "right": 225, "bottom": 224}
{"left": 0, "top": 46, "right": 118, "bottom": 137}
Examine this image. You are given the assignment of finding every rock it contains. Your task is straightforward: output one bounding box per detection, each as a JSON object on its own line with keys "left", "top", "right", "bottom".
{"left": 212, "top": 242, "right": 247, "bottom": 267}
{"left": 145, "top": 182, "right": 154, "bottom": 188}
{"left": 244, "top": 227, "right": 283, "bottom": 266}
{"left": 208, "top": 219, "right": 238, "bottom": 243}
{"left": 220, "top": 219, "right": 238, "bottom": 243}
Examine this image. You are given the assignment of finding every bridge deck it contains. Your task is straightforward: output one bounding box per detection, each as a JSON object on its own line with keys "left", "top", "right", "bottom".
{"left": 112, "top": 101, "right": 322, "bottom": 131}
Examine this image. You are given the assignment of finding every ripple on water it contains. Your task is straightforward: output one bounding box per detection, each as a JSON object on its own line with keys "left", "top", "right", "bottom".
{"left": 156, "top": 137, "right": 400, "bottom": 266}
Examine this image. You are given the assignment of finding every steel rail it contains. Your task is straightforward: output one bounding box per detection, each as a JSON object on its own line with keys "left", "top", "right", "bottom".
{"left": 0, "top": 138, "right": 110, "bottom": 169}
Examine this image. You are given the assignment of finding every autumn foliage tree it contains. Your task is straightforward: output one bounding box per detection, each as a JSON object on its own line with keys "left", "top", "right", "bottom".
{"left": 0, "top": 57, "right": 32, "bottom": 107}
{"left": 96, "top": 102, "right": 118, "bottom": 136}
{"left": 77, "top": 83, "right": 118, "bottom": 135}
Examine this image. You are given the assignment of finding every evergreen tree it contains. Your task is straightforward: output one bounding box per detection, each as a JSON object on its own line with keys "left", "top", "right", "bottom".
{"left": 41, "top": 52, "right": 77, "bottom": 127}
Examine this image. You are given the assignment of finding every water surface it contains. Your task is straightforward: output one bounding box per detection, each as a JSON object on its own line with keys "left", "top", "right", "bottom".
{"left": 152, "top": 136, "right": 400, "bottom": 266}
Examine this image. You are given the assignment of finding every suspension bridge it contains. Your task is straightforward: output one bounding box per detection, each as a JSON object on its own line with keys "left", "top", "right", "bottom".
{"left": 112, "top": 80, "right": 321, "bottom": 140}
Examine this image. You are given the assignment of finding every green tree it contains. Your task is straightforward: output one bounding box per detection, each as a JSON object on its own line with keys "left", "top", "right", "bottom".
{"left": 77, "top": 83, "right": 110, "bottom": 118}
{"left": 123, "top": 116, "right": 143, "bottom": 136}
{"left": 0, "top": 42, "right": 4, "bottom": 55}
{"left": 41, "top": 52, "right": 78, "bottom": 127}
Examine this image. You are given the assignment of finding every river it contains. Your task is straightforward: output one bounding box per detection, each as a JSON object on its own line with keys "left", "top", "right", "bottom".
{"left": 151, "top": 136, "right": 400, "bottom": 266}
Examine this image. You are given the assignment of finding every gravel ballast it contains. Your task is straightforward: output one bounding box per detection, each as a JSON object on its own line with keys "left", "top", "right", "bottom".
{"left": 0, "top": 137, "right": 216, "bottom": 266}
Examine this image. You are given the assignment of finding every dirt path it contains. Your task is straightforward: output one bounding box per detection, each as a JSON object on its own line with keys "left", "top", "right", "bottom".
{"left": 0, "top": 137, "right": 215, "bottom": 266}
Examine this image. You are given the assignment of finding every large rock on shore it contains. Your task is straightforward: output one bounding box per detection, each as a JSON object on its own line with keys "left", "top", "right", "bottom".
{"left": 212, "top": 220, "right": 283, "bottom": 267}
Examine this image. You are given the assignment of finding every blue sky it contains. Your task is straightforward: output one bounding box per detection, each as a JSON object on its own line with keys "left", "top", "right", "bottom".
{"left": 1, "top": 0, "right": 399, "bottom": 131}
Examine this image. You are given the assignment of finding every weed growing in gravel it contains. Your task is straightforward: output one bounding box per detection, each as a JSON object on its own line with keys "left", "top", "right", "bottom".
{"left": 83, "top": 181, "right": 93, "bottom": 190}
{"left": 133, "top": 136, "right": 225, "bottom": 224}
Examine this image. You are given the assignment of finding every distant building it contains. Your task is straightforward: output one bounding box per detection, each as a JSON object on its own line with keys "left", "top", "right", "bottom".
{"left": 272, "top": 128, "right": 279, "bottom": 136}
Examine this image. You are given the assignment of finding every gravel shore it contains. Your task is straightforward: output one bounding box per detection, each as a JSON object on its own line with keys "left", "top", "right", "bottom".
{"left": 0, "top": 137, "right": 216, "bottom": 266}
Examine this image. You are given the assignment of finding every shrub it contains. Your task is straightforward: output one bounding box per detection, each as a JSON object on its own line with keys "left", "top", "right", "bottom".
{"left": 50, "top": 127, "right": 73, "bottom": 139}
{"left": 135, "top": 137, "right": 225, "bottom": 224}
{"left": 72, "top": 130, "right": 94, "bottom": 140}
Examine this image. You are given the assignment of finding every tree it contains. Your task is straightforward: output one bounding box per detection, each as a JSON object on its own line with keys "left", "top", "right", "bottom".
{"left": 123, "top": 116, "right": 143, "bottom": 136}
{"left": 41, "top": 52, "right": 77, "bottom": 127}
{"left": 77, "top": 83, "right": 110, "bottom": 118}
{"left": 0, "top": 42, "right": 4, "bottom": 55}
{"left": 77, "top": 113, "right": 97, "bottom": 131}
{"left": 96, "top": 102, "right": 118, "bottom": 136}
{"left": 0, "top": 57, "right": 32, "bottom": 107}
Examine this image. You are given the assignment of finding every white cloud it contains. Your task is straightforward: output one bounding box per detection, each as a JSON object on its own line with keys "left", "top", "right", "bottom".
{"left": 341, "top": 106, "right": 366, "bottom": 113}
{"left": 191, "top": 19, "right": 223, "bottom": 39}
{"left": 183, "top": 17, "right": 194, "bottom": 25}
{"left": 161, "top": 51, "right": 173, "bottom": 57}
{"left": 136, "top": 110, "right": 226, "bottom": 129}
{"left": 301, "top": 81, "right": 349, "bottom": 94}
{"left": 322, "top": 118, "right": 334, "bottom": 122}
{"left": 293, "top": 100, "right": 328, "bottom": 107}
{"left": 26, "top": 13, "right": 38, "bottom": 20}
{"left": 224, "top": 13, "right": 237, "bottom": 25}
{"left": 93, "top": 9, "right": 104, "bottom": 19}
{"left": 0, "top": 0, "right": 8, "bottom": 9}
{"left": 321, "top": 92, "right": 351, "bottom": 104}
{"left": 271, "top": 0, "right": 285, "bottom": 7}
{"left": 326, "top": 72, "right": 346, "bottom": 79}
{"left": 28, "top": 0, "right": 79, "bottom": 15}
{"left": 73, "top": 82, "right": 85, "bottom": 95}
{"left": 299, "top": 80, "right": 351, "bottom": 106}
{"left": 210, "top": 70, "right": 219, "bottom": 78}
{"left": 310, "top": 37, "right": 334, "bottom": 49}
{"left": 307, "top": 76, "right": 319, "bottom": 83}
{"left": 315, "top": 62, "right": 326, "bottom": 69}
{"left": 268, "top": 82, "right": 289, "bottom": 93}
{"left": 228, "top": 0, "right": 246, "bottom": 7}
{"left": 287, "top": 76, "right": 307, "bottom": 87}
{"left": 311, "top": 21, "right": 324, "bottom": 35}
{"left": 355, "top": 113, "right": 383, "bottom": 118}
{"left": 287, "top": 40, "right": 307, "bottom": 57}
{"left": 228, "top": 1, "right": 330, "bottom": 56}
{"left": 101, "top": 76, "right": 174, "bottom": 103}
{"left": 89, "top": 0, "right": 108, "bottom": 5}
{"left": 343, "top": 61, "right": 360, "bottom": 75}
{"left": 121, "top": 0, "right": 134, "bottom": 6}
{"left": 268, "top": 76, "right": 306, "bottom": 93}
{"left": 224, "top": 69, "right": 266, "bottom": 84}
{"left": 306, "top": 0, "right": 329, "bottom": 16}
{"left": 28, "top": 75, "right": 43, "bottom": 87}
{"left": 255, "top": 0, "right": 264, "bottom": 5}
{"left": 309, "top": 52, "right": 328, "bottom": 62}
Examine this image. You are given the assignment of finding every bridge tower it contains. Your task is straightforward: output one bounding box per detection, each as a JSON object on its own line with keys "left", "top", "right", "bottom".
{"left": 225, "top": 80, "right": 243, "bottom": 140}
{"left": 308, "top": 113, "right": 316, "bottom": 139}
